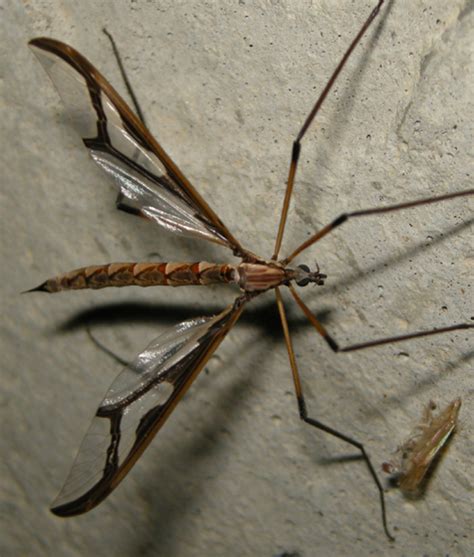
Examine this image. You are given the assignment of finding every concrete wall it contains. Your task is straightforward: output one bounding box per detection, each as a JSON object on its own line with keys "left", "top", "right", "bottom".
{"left": 2, "top": 1, "right": 472, "bottom": 555}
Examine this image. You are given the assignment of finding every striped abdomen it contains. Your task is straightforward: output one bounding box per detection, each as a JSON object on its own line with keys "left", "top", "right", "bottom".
{"left": 33, "top": 262, "right": 239, "bottom": 292}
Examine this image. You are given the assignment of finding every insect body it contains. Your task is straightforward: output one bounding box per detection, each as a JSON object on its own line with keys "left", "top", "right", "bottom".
{"left": 383, "top": 398, "right": 462, "bottom": 495}
{"left": 29, "top": 0, "right": 472, "bottom": 539}
{"left": 32, "top": 260, "right": 325, "bottom": 293}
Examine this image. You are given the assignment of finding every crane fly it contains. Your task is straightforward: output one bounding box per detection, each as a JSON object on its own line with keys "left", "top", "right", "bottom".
{"left": 382, "top": 398, "right": 462, "bottom": 496}
{"left": 28, "top": 1, "right": 473, "bottom": 540}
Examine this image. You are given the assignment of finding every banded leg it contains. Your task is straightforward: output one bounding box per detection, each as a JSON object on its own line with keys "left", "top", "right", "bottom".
{"left": 103, "top": 28, "right": 147, "bottom": 126}
{"left": 274, "top": 287, "right": 394, "bottom": 541}
{"left": 288, "top": 284, "right": 473, "bottom": 353}
{"left": 272, "top": 0, "right": 385, "bottom": 260}
{"left": 283, "top": 189, "right": 474, "bottom": 264}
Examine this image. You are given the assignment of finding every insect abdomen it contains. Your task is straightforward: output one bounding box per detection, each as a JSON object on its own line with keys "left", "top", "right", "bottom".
{"left": 32, "top": 262, "right": 239, "bottom": 292}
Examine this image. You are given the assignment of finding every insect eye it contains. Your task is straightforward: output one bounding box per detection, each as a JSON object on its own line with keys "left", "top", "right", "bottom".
{"left": 296, "top": 277, "right": 310, "bottom": 287}
{"left": 297, "top": 264, "right": 310, "bottom": 273}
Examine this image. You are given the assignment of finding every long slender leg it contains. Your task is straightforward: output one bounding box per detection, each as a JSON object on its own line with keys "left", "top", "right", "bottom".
{"left": 283, "top": 189, "right": 474, "bottom": 264}
{"left": 86, "top": 327, "right": 129, "bottom": 366}
{"left": 274, "top": 287, "right": 394, "bottom": 541}
{"left": 103, "top": 28, "right": 147, "bottom": 126}
{"left": 289, "top": 284, "right": 473, "bottom": 353}
{"left": 272, "top": 1, "right": 385, "bottom": 260}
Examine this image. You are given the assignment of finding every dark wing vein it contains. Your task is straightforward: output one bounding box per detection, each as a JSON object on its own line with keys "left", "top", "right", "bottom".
{"left": 51, "top": 296, "right": 246, "bottom": 516}
{"left": 29, "top": 37, "right": 247, "bottom": 254}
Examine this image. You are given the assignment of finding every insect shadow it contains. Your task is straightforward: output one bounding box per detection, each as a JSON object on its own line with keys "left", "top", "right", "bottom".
{"left": 28, "top": 0, "right": 472, "bottom": 541}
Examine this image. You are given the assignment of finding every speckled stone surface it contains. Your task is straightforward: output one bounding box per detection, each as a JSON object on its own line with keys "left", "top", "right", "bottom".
{"left": 2, "top": 1, "right": 472, "bottom": 556}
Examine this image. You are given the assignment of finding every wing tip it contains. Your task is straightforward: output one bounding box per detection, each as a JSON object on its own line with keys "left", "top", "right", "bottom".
{"left": 28, "top": 37, "right": 46, "bottom": 47}
{"left": 28, "top": 37, "right": 79, "bottom": 61}
{"left": 50, "top": 503, "right": 71, "bottom": 518}
{"left": 50, "top": 501, "right": 80, "bottom": 518}
{"left": 50, "top": 497, "right": 93, "bottom": 518}
{"left": 28, "top": 37, "right": 55, "bottom": 51}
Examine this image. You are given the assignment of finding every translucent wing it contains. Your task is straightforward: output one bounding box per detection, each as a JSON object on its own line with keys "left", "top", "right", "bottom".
{"left": 29, "top": 38, "right": 246, "bottom": 254}
{"left": 51, "top": 297, "right": 246, "bottom": 516}
{"left": 383, "top": 398, "right": 462, "bottom": 495}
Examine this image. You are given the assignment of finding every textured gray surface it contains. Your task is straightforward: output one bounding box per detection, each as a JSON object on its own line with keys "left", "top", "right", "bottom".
{"left": 1, "top": 1, "right": 473, "bottom": 556}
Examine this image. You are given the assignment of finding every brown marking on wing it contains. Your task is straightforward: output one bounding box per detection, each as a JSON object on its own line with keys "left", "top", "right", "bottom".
{"left": 29, "top": 37, "right": 248, "bottom": 257}
{"left": 50, "top": 296, "right": 247, "bottom": 516}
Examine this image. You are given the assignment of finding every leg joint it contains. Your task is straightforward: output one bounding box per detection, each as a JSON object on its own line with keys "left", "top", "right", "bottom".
{"left": 297, "top": 395, "right": 307, "bottom": 420}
